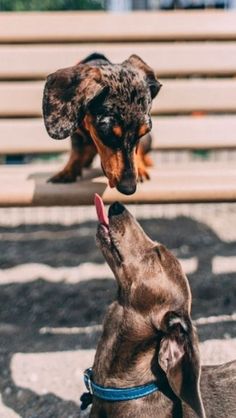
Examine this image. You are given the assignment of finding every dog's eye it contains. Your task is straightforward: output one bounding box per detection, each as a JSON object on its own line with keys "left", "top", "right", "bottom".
{"left": 96, "top": 116, "right": 111, "bottom": 125}
{"left": 96, "top": 117, "right": 123, "bottom": 149}
{"left": 145, "top": 115, "right": 152, "bottom": 129}
{"left": 96, "top": 116, "right": 113, "bottom": 134}
{"left": 155, "top": 246, "right": 162, "bottom": 260}
{"left": 138, "top": 116, "right": 152, "bottom": 138}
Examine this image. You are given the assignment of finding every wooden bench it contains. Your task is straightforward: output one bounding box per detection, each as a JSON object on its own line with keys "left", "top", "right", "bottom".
{"left": 1, "top": 10, "right": 236, "bottom": 206}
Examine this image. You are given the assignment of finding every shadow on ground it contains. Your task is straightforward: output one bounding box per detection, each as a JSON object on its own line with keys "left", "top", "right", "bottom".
{"left": 0, "top": 216, "right": 235, "bottom": 417}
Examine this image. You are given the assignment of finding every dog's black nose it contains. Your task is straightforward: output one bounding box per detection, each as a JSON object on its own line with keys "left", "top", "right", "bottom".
{"left": 109, "top": 202, "right": 125, "bottom": 217}
{"left": 117, "top": 181, "right": 136, "bottom": 195}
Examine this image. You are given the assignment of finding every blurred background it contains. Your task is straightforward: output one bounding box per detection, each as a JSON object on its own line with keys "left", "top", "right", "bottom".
{"left": 0, "top": 2, "right": 236, "bottom": 418}
{"left": 0, "top": 0, "right": 236, "bottom": 10}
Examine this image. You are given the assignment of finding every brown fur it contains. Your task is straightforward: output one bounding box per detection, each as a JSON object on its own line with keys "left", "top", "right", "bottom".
{"left": 83, "top": 114, "right": 126, "bottom": 188}
{"left": 90, "top": 202, "right": 236, "bottom": 418}
{"left": 43, "top": 53, "right": 162, "bottom": 195}
{"left": 138, "top": 123, "right": 150, "bottom": 138}
{"left": 112, "top": 125, "right": 123, "bottom": 138}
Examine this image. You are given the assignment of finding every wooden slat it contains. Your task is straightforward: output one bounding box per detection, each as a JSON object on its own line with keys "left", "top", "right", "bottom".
{"left": 1, "top": 115, "right": 236, "bottom": 154}
{"left": 0, "top": 12, "right": 236, "bottom": 43}
{"left": 1, "top": 79, "right": 236, "bottom": 117}
{"left": 152, "top": 79, "right": 236, "bottom": 114}
{"left": 0, "top": 162, "right": 236, "bottom": 206}
{"left": 0, "top": 81, "right": 42, "bottom": 117}
{"left": 2, "top": 42, "right": 236, "bottom": 79}
{"left": 152, "top": 115, "right": 236, "bottom": 149}
{"left": 0, "top": 119, "right": 67, "bottom": 154}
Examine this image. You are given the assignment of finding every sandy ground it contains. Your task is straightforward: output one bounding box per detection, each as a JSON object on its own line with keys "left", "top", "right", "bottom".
{"left": 0, "top": 204, "right": 236, "bottom": 417}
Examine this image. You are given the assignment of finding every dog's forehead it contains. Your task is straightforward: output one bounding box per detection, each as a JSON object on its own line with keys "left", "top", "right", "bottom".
{"left": 100, "top": 65, "right": 151, "bottom": 108}
{"left": 101, "top": 63, "right": 146, "bottom": 86}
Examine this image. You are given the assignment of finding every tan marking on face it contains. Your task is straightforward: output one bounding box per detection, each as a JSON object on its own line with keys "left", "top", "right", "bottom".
{"left": 133, "top": 144, "right": 149, "bottom": 180}
{"left": 138, "top": 124, "right": 149, "bottom": 138}
{"left": 84, "top": 114, "right": 126, "bottom": 188}
{"left": 112, "top": 125, "right": 122, "bottom": 137}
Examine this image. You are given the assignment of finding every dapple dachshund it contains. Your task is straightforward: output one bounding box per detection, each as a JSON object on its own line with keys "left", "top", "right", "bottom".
{"left": 81, "top": 195, "right": 236, "bottom": 418}
{"left": 42, "top": 53, "right": 161, "bottom": 195}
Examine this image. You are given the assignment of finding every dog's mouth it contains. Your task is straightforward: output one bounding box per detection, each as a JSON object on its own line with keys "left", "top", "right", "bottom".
{"left": 101, "top": 162, "right": 137, "bottom": 195}
{"left": 94, "top": 193, "right": 109, "bottom": 234}
{"left": 94, "top": 194, "right": 123, "bottom": 263}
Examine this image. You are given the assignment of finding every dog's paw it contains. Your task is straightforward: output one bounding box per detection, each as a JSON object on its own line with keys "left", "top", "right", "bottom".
{"left": 135, "top": 151, "right": 152, "bottom": 182}
{"left": 137, "top": 164, "right": 150, "bottom": 182}
{"left": 47, "top": 170, "right": 77, "bottom": 183}
{"left": 143, "top": 153, "right": 154, "bottom": 168}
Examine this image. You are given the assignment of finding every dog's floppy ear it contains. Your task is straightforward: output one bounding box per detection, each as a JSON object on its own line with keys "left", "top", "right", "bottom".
{"left": 158, "top": 312, "right": 206, "bottom": 418}
{"left": 43, "top": 64, "right": 107, "bottom": 139}
{"left": 125, "top": 54, "right": 162, "bottom": 99}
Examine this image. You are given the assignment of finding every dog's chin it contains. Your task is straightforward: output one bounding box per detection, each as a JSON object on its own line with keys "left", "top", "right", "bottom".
{"left": 96, "top": 223, "right": 123, "bottom": 268}
{"left": 96, "top": 223, "right": 110, "bottom": 246}
{"left": 101, "top": 165, "right": 136, "bottom": 195}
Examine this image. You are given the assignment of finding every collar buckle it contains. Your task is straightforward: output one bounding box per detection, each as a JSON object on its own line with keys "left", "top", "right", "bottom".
{"left": 84, "top": 367, "right": 94, "bottom": 395}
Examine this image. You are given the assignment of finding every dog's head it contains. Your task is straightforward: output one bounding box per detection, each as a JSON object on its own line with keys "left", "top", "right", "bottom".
{"left": 43, "top": 54, "right": 161, "bottom": 195}
{"left": 95, "top": 197, "right": 205, "bottom": 418}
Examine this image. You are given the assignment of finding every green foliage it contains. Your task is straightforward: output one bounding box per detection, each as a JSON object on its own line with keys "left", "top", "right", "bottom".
{"left": 0, "top": 0, "right": 105, "bottom": 11}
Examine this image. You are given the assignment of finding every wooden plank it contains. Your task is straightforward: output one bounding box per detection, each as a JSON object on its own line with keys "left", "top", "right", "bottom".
{"left": 2, "top": 42, "right": 236, "bottom": 79}
{"left": 1, "top": 115, "right": 236, "bottom": 154}
{"left": 152, "top": 115, "right": 236, "bottom": 149}
{"left": 0, "top": 162, "right": 236, "bottom": 206}
{"left": 0, "top": 12, "right": 236, "bottom": 43}
{"left": 1, "top": 79, "right": 236, "bottom": 117}
{"left": 152, "top": 79, "right": 236, "bottom": 114}
{"left": 0, "top": 81, "right": 42, "bottom": 117}
{"left": 0, "top": 119, "right": 67, "bottom": 154}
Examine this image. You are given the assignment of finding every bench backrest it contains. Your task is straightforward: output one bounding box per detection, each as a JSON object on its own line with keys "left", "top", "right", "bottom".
{"left": 0, "top": 11, "right": 236, "bottom": 156}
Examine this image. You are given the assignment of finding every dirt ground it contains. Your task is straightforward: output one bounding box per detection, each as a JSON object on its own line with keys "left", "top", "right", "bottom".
{"left": 0, "top": 205, "right": 235, "bottom": 417}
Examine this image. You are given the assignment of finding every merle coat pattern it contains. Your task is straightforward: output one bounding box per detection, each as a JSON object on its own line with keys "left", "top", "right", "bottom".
{"left": 43, "top": 53, "right": 161, "bottom": 195}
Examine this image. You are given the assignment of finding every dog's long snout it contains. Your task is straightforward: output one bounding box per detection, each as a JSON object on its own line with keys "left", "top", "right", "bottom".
{"left": 117, "top": 174, "right": 137, "bottom": 195}
{"left": 108, "top": 201, "right": 125, "bottom": 218}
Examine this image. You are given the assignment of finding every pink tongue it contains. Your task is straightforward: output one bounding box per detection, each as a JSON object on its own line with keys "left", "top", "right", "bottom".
{"left": 94, "top": 193, "right": 109, "bottom": 226}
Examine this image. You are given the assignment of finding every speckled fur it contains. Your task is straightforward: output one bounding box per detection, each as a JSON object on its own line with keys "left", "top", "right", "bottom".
{"left": 42, "top": 53, "right": 161, "bottom": 193}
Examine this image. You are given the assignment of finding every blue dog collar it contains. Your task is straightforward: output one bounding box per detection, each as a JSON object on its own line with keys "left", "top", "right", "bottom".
{"left": 83, "top": 367, "right": 159, "bottom": 402}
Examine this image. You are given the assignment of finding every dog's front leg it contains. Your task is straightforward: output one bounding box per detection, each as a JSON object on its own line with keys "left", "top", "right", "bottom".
{"left": 48, "top": 132, "right": 97, "bottom": 183}
{"left": 135, "top": 133, "right": 153, "bottom": 182}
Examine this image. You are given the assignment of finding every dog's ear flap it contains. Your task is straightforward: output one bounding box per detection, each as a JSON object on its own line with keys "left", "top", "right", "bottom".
{"left": 125, "top": 54, "right": 162, "bottom": 99}
{"left": 43, "top": 65, "right": 106, "bottom": 139}
{"left": 158, "top": 312, "right": 206, "bottom": 418}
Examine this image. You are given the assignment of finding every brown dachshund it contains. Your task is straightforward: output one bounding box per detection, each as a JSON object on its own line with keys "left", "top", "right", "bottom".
{"left": 84, "top": 197, "right": 236, "bottom": 418}
{"left": 43, "top": 53, "right": 161, "bottom": 195}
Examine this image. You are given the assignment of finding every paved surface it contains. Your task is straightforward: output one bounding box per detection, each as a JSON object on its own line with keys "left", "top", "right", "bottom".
{"left": 0, "top": 204, "right": 236, "bottom": 417}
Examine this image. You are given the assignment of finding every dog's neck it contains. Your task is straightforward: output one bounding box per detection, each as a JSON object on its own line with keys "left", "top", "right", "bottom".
{"left": 93, "top": 302, "right": 155, "bottom": 385}
{"left": 91, "top": 302, "right": 197, "bottom": 418}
